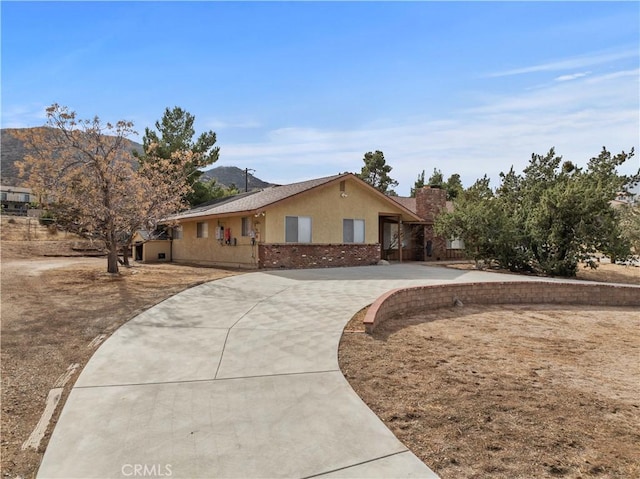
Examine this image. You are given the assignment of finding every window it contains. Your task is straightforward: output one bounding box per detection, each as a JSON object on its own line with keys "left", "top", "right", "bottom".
{"left": 447, "top": 238, "right": 465, "bottom": 249}
{"left": 196, "top": 222, "right": 208, "bottom": 238}
{"left": 241, "top": 217, "right": 251, "bottom": 237}
{"left": 173, "top": 226, "right": 183, "bottom": 240}
{"left": 343, "top": 219, "right": 365, "bottom": 243}
{"left": 23, "top": 194, "right": 30, "bottom": 202}
{"left": 285, "top": 216, "right": 311, "bottom": 243}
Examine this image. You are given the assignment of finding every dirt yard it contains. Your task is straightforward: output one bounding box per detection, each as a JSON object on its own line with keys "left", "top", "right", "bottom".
{"left": 1, "top": 239, "right": 237, "bottom": 479}
{"left": 2, "top": 217, "right": 639, "bottom": 479}
{"left": 340, "top": 303, "right": 640, "bottom": 479}
{"left": 441, "top": 260, "right": 640, "bottom": 286}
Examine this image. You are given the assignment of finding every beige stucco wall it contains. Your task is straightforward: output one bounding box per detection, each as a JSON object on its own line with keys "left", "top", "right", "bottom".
{"left": 172, "top": 177, "right": 417, "bottom": 268}
{"left": 172, "top": 215, "right": 259, "bottom": 268}
{"left": 264, "top": 178, "right": 412, "bottom": 244}
{"left": 142, "top": 241, "right": 172, "bottom": 262}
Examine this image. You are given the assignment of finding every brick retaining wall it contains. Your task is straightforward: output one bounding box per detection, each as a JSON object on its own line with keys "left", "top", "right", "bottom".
{"left": 259, "top": 243, "right": 381, "bottom": 269}
{"left": 364, "top": 281, "right": 640, "bottom": 334}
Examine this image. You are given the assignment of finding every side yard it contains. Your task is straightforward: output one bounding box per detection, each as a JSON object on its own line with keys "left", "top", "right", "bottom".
{"left": 1, "top": 240, "right": 237, "bottom": 479}
{"left": 2, "top": 220, "right": 638, "bottom": 479}
{"left": 440, "top": 260, "right": 640, "bottom": 285}
{"left": 339, "top": 266, "right": 640, "bottom": 478}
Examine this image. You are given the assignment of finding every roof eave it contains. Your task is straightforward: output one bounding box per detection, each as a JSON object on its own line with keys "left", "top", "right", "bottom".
{"left": 346, "top": 174, "right": 423, "bottom": 222}
{"left": 166, "top": 208, "right": 262, "bottom": 223}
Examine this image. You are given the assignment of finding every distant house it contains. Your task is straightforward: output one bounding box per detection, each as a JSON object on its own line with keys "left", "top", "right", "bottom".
{"left": 165, "top": 173, "right": 454, "bottom": 269}
{"left": 0, "top": 185, "right": 33, "bottom": 216}
{"left": 613, "top": 187, "right": 639, "bottom": 207}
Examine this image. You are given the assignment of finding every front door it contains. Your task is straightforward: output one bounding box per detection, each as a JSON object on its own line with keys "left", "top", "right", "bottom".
{"left": 378, "top": 215, "right": 401, "bottom": 261}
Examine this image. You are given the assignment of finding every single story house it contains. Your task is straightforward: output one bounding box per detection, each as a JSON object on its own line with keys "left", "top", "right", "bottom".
{"left": 165, "top": 173, "right": 454, "bottom": 269}
{"left": 1, "top": 185, "right": 33, "bottom": 216}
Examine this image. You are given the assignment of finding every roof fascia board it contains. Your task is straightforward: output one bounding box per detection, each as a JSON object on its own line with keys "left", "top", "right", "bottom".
{"left": 175, "top": 209, "right": 260, "bottom": 223}
{"left": 170, "top": 175, "right": 348, "bottom": 223}
{"left": 252, "top": 173, "right": 351, "bottom": 212}
{"left": 170, "top": 172, "right": 422, "bottom": 223}
{"left": 347, "top": 174, "right": 423, "bottom": 222}
{"left": 263, "top": 173, "right": 423, "bottom": 222}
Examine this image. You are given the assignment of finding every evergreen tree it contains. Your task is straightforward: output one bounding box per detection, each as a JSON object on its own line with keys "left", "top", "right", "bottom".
{"left": 135, "top": 106, "right": 220, "bottom": 206}
{"left": 357, "top": 150, "right": 399, "bottom": 194}
{"left": 410, "top": 170, "right": 425, "bottom": 197}
{"left": 436, "top": 147, "right": 638, "bottom": 276}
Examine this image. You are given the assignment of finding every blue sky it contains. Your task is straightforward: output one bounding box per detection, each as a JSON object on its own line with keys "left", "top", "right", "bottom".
{"left": 2, "top": 1, "right": 639, "bottom": 195}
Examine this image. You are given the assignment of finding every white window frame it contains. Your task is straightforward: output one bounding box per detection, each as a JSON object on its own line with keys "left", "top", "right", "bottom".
{"left": 343, "top": 219, "right": 365, "bottom": 243}
{"left": 285, "top": 216, "right": 312, "bottom": 243}
{"left": 196, "top": 222, "right": 208, "bottom": 238}
{"left": 447, "top": 238, "right": 465, "bottom": 249}
{"left": 241, "top": 217, "right": 251, "bottom": 237}
{"left": 173, "top": 225, "right": 183, "bottom": 240}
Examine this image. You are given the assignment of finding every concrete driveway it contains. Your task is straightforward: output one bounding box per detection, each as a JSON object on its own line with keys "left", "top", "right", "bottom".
{"left": 37, "top": 264, "right": 551, "bottom": 479}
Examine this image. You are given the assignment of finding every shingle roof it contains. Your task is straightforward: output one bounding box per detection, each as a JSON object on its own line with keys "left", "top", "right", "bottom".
{"left": 391, "top": 196, "right": 417, "bottom": 213}
{"left": 135, "top": 230, "right": 170, "bottom": 241}
{"left": 169, "top": 174, "right": 347, "bottom": 221}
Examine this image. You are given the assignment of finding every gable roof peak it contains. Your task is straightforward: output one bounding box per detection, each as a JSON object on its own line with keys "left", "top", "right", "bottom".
{"left": 169, "top": 173, "right": 350, "bottom": 221}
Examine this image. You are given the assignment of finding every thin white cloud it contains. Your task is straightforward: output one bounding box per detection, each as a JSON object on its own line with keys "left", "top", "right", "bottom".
{"left": 487, "top": 49, "right": 637, "bottom": 78}
{"left": 470, "top": 69, "right": 637, "bottom": 116}
{"left": 555, "top": 71, "right": 591, "bottom": 82}
{"left": 584, "top": 68, "right": 639, "bottom": 84}
{"left": 205, "top": 118, "right": 262, "bottom": 130}
{"left": 217, "top": 67, "right": 639, "bottom": 195}
{"left": 0, "top": 104, "right": 48, "bottom": 129}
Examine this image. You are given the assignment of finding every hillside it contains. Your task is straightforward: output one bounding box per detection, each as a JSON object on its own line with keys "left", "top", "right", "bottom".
{"left": 1, "top": 128, "right": 143, "bottom": 187}
{"left": 1, "top": 128, "right": 273, "bottom": 190}
{"left": 1, "top": 129, "right": 33, "bottom": 186}
{"left": 202, "top": 166, "right": 273, "bottom": 190}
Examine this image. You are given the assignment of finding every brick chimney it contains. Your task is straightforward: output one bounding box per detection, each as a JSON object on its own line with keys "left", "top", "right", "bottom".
{"left": 416, "top": 186, "right": 448, "bottom": 261}
{"left": 415, "top": 186, "right": 447, "bottom": 223}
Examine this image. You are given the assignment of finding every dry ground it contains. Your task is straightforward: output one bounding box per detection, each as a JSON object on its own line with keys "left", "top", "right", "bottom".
{"left": 340, "top": 299, "right": 640, "bottom": 477}
{"left": 2, "top": 217, "right": 638, "bottom": 479}
{"left": 576, "top": 262, "right": 640, "bottom": 285}
{"left": 1, "top": 237, "right": 237, "bottom": 479}
{"left": 441, "top": 260, "right": 640, "bottom": 286}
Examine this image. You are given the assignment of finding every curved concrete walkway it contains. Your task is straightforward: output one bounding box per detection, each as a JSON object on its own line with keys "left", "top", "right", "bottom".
{"left": 38, "top": 264, "right": 559, "bottom": 479}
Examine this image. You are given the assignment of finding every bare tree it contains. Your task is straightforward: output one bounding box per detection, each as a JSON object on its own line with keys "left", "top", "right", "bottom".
{"left": 17, "top": 104, "right": 192, "bottom": 274}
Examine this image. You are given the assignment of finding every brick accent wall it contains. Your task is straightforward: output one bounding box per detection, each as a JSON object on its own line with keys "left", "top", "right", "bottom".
{"left": 423, "top": 224, "right": 447, "bottom": 261}
{"left": 259, "top": 243, "right": 381, "bottom": 269}
{"left": 364, "top": 281, "right": 640, "bottom": 333}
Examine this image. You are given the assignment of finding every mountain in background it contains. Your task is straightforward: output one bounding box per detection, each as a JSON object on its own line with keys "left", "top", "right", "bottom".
{"left": 1, "top": 129, "right": 27, "bottom": 186}
{"left": 1, "top": 128, "right": 273, "bottom": 190}
{"left": 1, "top": 128, "right": 144, "bottom": 187}
{"left": 201, "top": 166, "right": 273, "bottom": 191}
